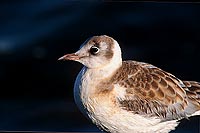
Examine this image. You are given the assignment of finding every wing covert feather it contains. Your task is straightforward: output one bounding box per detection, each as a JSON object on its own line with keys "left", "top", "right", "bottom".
{"left": 111, "top": 61, "right": 188, "bottom": 119}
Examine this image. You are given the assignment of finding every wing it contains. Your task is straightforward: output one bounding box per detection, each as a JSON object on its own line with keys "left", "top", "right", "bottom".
{"left": 111, "top": 61, "right": 190, "bottom": 120}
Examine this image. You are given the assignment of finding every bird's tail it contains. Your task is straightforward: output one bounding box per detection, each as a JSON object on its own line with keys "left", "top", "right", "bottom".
{"left": 183, "top": 81, "right": 200, "bottom": 116}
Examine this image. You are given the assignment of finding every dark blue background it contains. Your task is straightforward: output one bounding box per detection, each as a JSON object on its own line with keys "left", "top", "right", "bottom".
{"left": 0, "top": 1, "right": 199, "bottom": 132}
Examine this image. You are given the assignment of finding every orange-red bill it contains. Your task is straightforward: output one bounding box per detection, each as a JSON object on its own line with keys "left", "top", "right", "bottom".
{"left": 58, "top": 53, "right": 80, "bottom": 61}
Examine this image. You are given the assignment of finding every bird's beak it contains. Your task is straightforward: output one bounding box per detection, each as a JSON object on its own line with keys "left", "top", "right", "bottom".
{"left": 58, "top": 53, "right": 80, "bottom": 61}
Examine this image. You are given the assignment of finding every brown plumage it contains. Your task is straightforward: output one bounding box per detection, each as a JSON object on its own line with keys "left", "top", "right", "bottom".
{"left": 104, "top": 61, "right": 200, "bottom": 120}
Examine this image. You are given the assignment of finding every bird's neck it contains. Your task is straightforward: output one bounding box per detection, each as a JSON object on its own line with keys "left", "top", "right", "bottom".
{"left": 79, "top": 56, "right": 122, "bottom": 99}
{"left": 88, "top": 59, "right": 122, "bottom": 80}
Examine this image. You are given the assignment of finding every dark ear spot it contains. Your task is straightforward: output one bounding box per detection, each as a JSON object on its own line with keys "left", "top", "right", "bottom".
{"left": 104, "top": 49, "right": 114, "bottom": 59}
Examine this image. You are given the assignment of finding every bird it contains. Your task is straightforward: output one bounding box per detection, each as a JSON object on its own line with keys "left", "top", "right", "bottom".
{"left": 58, "top": 35, "right": 200, "bottom": 133}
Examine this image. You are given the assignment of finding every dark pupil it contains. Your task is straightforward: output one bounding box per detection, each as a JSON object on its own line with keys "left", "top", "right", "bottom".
{"left": 90, "top": 47, "right": 99, "bottom": 55}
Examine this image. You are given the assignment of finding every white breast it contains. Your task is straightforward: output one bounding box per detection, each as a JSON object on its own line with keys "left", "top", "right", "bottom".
{"left": 73, "top": 67, "right": 179, "bottom": 133}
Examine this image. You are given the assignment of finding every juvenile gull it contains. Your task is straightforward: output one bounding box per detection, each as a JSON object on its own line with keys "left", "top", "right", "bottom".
{"left": 59, "top": 35, "right": 200, "bottom": 133}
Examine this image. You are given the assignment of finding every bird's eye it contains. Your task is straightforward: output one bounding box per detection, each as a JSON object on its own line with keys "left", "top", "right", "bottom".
{"left": 90, "top": 46, "right": 100, "bottom": 55}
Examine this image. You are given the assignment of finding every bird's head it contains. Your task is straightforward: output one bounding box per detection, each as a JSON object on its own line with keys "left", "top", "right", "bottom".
{"left": 58, "top": 35, "right": 122, "bottom": 69}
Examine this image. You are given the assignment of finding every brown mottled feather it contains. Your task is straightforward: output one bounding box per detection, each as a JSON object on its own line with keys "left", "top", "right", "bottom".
{"left": 110, "top": 61, "right": 200, "bottom": 119}
{"left": 182, "top": 81, "right": 200, "bottom": 106}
